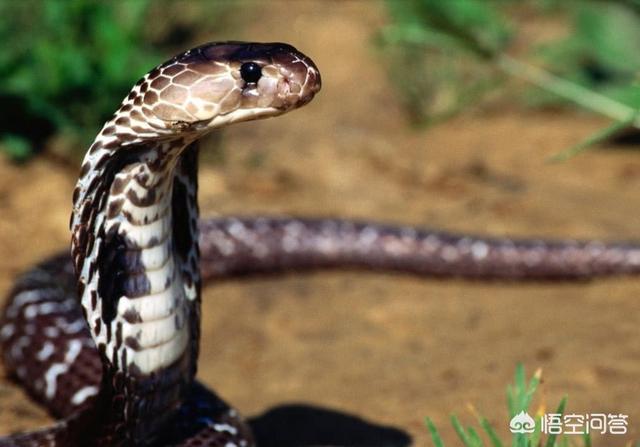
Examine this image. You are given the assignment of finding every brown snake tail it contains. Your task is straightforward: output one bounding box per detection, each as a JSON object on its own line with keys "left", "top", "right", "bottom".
{"left": 2, "top": 41, "right": 640, "bottom": 446}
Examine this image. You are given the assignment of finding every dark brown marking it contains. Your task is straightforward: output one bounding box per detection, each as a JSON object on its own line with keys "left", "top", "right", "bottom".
{"left": 122, "top": 308, "right": 142, "bottom": 324}
{"left": 125, "top": 336, "right": 141, "bottom": 350}
{"left": 172, "top": 147, "right": 199, "bottom": 271}
{"left": 102, "top": 139, "right": 120, "bottom": 150}
{"left": 80, "top": 202, "right": 93, "bottom": 224}
{"left": 107, "top": 198, "right": 125, "bottom": 218}
{"left": 135, "top": 171, "right": 149, "bottom": 185}
{"left": 98, "top": 229, "right": 128, "bottom": 325}
{"left": 146, "top": 236, "right": 160, "bottom": 247}
{"left": 93, "top": 153, "right": 109, "bottom": 173}
{"left": 130, "top": 110, "right": 144, "bottom": 122}
{"left": 80, "top": 162, "right": 91, "bottom": 178}
{"left": 111, "top": 177, "right": 127, "bottom": 195}
{"left": 118, "top": 133, "right": 136, "bottom": 142}
{"left": 115, "top": 117, "right": 130, "bottom": 127}
{"left": 144, "top": 91, "right": 159, "bottom": 106}
{"left": 121, "top": 347, "right": 128, "bottom": 375}
{"left": 123, "top": 273, "right": 151, "bottom": 298}
{"left": 89, "top": 142, "right": 103, "bottom": 155}
{"left": 85, "top": 176, "right": 100, "bottom": 197}
{"left": 148, "top": 68, "right": 161, "bottom": 80}
{"left": 161, "top": 64, "right": 183, "bottom": 77}
{"left": 86, "top": 232, "right": 95, "bottom": 256}
{"left": 173, "top": 70, "right": 199, "bottom": 86}
{"left": 126, "top": 187, "right": 156, "bottom": 206}
{"left": 72, "top": 186, "right": 81, "bottom": 204}
{"left": 121, "top": 210, "right": 134, "bottom": 223}
{"left": 150, "top": 76, "right": 170, "bottom": 91}
{"left": 115, "top": 322, "right": 123, "bottom": 348}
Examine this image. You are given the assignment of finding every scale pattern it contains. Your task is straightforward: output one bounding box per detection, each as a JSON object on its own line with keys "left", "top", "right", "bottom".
{"left": 4, "top": 215, "right": 640, "bottom": 444}
{"left": 2, "top": 41, "right": 640, "bottom": 446}
{"left": 1, "top": 41, "right": 321, "bottom": 446}
{"left": 4, "top": 215, "right": 640, "bottom": 436}
{"left": 199, "top": 217, "right": 640, "bottom": 279}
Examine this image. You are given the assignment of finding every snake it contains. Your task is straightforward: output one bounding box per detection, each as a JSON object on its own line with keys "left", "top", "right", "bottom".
{"left": 1, "top": 41, "right": 640, "bottom": 446}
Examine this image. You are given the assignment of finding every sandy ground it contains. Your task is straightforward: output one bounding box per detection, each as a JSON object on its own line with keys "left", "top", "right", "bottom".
{"left": 0, "top": 1, "right": 639, "bottom": 445}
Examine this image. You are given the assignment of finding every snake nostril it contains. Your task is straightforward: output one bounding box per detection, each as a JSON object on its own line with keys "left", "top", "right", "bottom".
{"left": 240, "top": 62, "right": 262, "bottom": 84}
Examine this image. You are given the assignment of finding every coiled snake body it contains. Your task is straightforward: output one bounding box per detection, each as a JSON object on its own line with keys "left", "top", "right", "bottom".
{"left": 1, "top": 42, "right": 640, "bottom": 446}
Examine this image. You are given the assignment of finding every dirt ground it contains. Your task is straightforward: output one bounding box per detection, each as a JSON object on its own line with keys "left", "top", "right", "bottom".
{"left": 1, "top": 1, "right": 639, "bottom": 445}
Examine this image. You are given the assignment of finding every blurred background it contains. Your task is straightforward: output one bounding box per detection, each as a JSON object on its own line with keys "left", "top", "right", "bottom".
{"left": 1, "top": 0, "right": 640, "bottom": 445}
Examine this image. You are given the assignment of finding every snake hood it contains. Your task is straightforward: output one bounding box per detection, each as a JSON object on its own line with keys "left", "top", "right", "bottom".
{"left": 71, "top": 41, "right": 321, "bottom": 279}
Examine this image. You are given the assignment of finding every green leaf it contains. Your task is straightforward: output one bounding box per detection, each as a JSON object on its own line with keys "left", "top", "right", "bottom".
{"left": 1, "top": 134, "right": 33, "bottom": 162}
{"left": 384, "top": 0, "right": 512, "bottom": 58}
{"left": 575, "top": 2, "right": 640, "bottom": 72}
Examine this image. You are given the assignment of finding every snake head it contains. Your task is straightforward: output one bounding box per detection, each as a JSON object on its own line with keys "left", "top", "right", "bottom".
{"left": 131, "top": 41, "right": 321, "bottom": 134}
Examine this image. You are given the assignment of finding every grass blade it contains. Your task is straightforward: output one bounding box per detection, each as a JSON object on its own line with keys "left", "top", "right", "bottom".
{"left": 425, "top": 417, "right": 446, "bottom": 447}
{"left": 451, "top": 414, "right": 473, "bottom": 446}
{"left": 478, "top": 415, "right": 503, "bottom": 447}
{"left": 467, "top": 426, "right": 483, "bottom": 447}
{"left": 547, "top": 113, "right": 638, "bottom": 162}
{"left": 522, "top": 368, "right": 542, "bottom": 412}
{"left": 544, "top": 396, "right": 567, "bottom": 447}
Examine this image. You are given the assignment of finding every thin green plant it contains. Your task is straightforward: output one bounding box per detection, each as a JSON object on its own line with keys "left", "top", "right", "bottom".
{"left": 0, "top": 0, "right": 234, "bottom": 161}
{"left": 425, "top": 364, "right": 587, "bottom": 447}
{"left": 379, "top": 0, "right": 640, "bottom": 159}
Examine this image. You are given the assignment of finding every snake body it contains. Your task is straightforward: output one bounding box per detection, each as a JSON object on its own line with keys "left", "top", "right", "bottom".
{"left": 2, "top": 41, "right": 640, "bottom": 446}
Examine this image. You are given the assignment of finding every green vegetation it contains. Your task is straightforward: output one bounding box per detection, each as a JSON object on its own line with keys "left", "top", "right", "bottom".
{"left": 6, "top": 0, "right": 640, "bottom": 162}
{"left": 379, "top": 0, "right": 640, "bottom": 159}
{"left": 425, "top": 364, "right": 586, "bottom": 447}
{"left": 0, "top": 0, "right": 233, "bottom": 161}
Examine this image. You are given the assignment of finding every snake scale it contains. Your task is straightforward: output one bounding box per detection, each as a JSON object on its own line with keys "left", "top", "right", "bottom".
{"left": 1, "top": 41, "right": 640, "bottom": 446}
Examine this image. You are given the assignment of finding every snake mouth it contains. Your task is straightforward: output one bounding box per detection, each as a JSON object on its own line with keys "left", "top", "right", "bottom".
{"left": 274, "top": 57, "right": 321, "bottom": 110}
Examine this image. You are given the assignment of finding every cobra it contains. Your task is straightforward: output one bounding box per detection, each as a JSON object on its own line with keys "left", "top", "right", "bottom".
{"left": 2, "top": 41, "right": 640, "bottom": 446}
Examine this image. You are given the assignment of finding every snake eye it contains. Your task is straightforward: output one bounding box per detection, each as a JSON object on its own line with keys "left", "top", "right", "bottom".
{"left": 240, "top": 62, "right": 262, "bottom": 84}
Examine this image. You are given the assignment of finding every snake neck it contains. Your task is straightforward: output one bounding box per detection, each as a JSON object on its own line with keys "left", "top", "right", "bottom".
{"left": 71, "top": 138, "right": 202, "bottom": 444}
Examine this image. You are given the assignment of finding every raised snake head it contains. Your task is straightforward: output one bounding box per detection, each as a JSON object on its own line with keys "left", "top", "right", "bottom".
{"left": 111, "top": 41, "right": 322, "bottom": 138}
